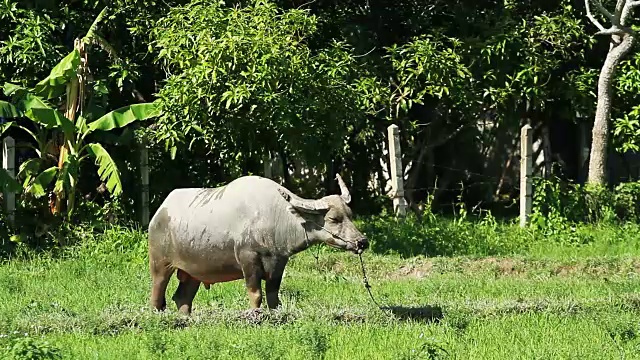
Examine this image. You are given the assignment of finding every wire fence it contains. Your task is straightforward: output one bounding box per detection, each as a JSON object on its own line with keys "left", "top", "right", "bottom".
{"left": 401, "top": 163, "right": 522, "bottom": 194}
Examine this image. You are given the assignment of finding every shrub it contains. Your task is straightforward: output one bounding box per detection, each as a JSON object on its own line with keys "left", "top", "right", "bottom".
{"left": 531, "top": 176, "right": 640, "bottom": 225}
{"left": 356, "top": 206, "right": 530, "bottom": 258}
{"left": 2, "top": 335, "right": 62, "bottom": 360}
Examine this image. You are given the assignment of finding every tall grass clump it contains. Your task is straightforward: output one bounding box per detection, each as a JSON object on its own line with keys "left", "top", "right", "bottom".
{"left": 357, "top": 201, "right": 531, "bottom": 258}
{"left": 356, "top": 177, "right": 640, "bottom": 258}
{"left": 531, "top": 176, "right": 640, "bottom": 226}
{"left": 3, "top": 176, "right": 640, "bottom": 261}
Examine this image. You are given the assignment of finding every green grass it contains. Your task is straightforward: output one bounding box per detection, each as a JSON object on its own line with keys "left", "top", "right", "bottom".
{"left": 1, "top": 225, "right": 640, "bottom": 359}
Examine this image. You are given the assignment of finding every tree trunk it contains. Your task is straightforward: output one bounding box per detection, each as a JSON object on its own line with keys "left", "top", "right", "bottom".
{"left": 432, "top": 166, "right": 453, "bottom": 207}
{"left": 495, "top": 153, "right": 515, "bottom": 198}
{"left": 404, "top": 138, "right": 428, "bottom": 209}
{"left": 588, "top": 33, "right": 635, "bottom": 185}
{"left": 541, "top": 124, "right": 553, "bottom": 178}
{"left": 279, "top": 149, "right": 291, "bottom": 188}
{"left": 325, "top": 157, "right": 337, "bottom": 196}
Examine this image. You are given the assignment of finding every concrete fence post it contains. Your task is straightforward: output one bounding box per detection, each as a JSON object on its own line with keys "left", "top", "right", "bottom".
{"left": 263, "top": 152, "right": 273, "bottom": 179}
{"left": 387, "top": 124, "right": 407, "bottom": 217}
{"left": 520, "top": 125, "right": 533, "bottom": 227}
{"left": 140, "top": 143, "right": 150, "bottom": 228}
{"left": 2, "top": 136, "right": 15, "bottom": 224}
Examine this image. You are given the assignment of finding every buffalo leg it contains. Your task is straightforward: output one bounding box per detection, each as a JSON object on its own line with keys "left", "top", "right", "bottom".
{"left": 238, "top": 251, "right": 264, "bottom": 309}
{"left": 172, "top": 275, "right": 200, "bottom": 315}
{"left": 246, "top": 279, "right": 263, "bottom": 309}
{"left": 149, "top": 256, "right": 174, "bottom": 311}
{"left": 265, "top": 276, "right": 283, "bottom": 309}
{"left": 265, "top": 258, "right": 288, "bottom": 309}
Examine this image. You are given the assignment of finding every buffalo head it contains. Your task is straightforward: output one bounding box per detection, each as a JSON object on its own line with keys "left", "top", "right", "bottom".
{"left": 278, "top": 174, "right": 369, "bottom": 254}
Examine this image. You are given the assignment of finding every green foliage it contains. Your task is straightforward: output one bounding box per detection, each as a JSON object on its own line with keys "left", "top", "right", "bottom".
{"left": 3, "top": 336, "right": 62, "bottom": 360}
{"left": 399, "top": 337, "right": 450, "bottom": 360}
{"left": 0, "top": 101, "right": 21, "bottom": 117}
{"left": 0, "top": 0, "right": 181, "bottom": 91}
{"left": 295, "top": 323, "right": 329, "bottom": 359}
{"left": 0, "top": 199, "right": 133, "bottom": 258}
{"left": 358, "top": 177, "right": 640, "bottom": 257}
{"left": 2, "top": 0, "right": 640, "bottom": 228}
{"left": 88, "top": 103, "right": 159, "bottom": 132}
{"left": 33, "top": 50, "right": 81, "bottom": 99}
{"left": 477, "top": 2, "right": 592, "bottom": 121}
{"left": 531, "top": 177, "right": 640, "bottom": 240}
{"left": 152, "top": 0, "right": 386, "bottom": 170}
{"left": 85, "top": 143, "right": 122, "bottom": 196}
{"left": 74, "top": 225, "right": 148, "bottom": 264}
{"left": 0, "top": 8, "right": 160, "bottom": 217}
{"left": 357, "top": 210, "right": 530, "bottom": 258}
{"left": 2, "top": 83, "right": 158, "bottom": 212}
{"left": 387, "top": 35, "right": 472, "bottom": 117}
{"left": 614, "top": 104, "right": 640, "bottom": 153}
{"left": 0, "top": 0, "right": 65, "bottom": 85}
{"left": 565, "top": 67, "right": 598, "bottom": 117}
{"left": 615, "top": 51, "right": 640, "bottom": 141}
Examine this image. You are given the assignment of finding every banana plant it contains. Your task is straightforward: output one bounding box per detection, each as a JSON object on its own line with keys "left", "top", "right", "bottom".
{"left": 0, "top": 7, "right": 160, "bottom": 217}
{"left": 1, "top": 82, "right": 159, "bottom": 217}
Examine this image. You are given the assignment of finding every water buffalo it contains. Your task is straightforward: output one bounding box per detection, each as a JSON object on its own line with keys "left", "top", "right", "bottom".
{"left": 147, "top": 174, "right": 369, "bottom": 314}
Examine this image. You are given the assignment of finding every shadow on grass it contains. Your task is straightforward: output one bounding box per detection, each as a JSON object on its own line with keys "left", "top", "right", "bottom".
{"left": 380, "top": 305, "right": 444, "bottom": 323}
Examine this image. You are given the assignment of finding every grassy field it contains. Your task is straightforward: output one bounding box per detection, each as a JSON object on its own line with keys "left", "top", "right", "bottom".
{"left": 1, "top": 224, "right": 640, "bottom": 359}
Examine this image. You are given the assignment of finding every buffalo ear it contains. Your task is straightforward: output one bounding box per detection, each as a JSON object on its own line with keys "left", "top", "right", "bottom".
{"left": 278, "top": 188, "right": 329, "bottom": 214}
{"left": 290, "top": 199, "right": 330, "bottom": 214}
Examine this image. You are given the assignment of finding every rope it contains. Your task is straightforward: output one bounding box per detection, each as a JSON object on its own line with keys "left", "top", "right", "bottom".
{"left": 358, "top": 253, "right": 386, "bottom": 310}
{"left": 303, "top": 219, "right": 387, "bottom": 311}
{"left": 303, "top": 229, "right": 322, "bottom": 266}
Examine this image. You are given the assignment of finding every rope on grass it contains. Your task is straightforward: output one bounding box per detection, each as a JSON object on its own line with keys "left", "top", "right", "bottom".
{"left": 358, "top": 253, "right": 386, "bottom": 311}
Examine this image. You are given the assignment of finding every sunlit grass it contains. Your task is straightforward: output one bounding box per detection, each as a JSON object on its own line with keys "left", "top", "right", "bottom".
{"left": 1, "top": 225, "right": 640, "bottom": 359}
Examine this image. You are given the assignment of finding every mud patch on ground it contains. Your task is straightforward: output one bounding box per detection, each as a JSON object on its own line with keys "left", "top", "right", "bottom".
{"left": 233, "top": 308, "right": 297, "bottom": 326}
{"left": 552, "top": 265, "right": 579, "bottom": 276}
{"left": 551, "top": 259, "right": 640, "bottom": 278}
{"left": 332, "top": 310, "right": 367, "bottom": 324}
{"left": 391, "top": 261, "right": 434, "bottom": 279}
{"left": 382, "top": 305, "right": 443, "bottom": 323}
{"left": 467, "top": 257, "right": 526, "bottom": 276}
{"left": 389, "top": 257, "right": 528, "bottom": 279}
{"left": 387, "top": 257, "right": 640, "bottom": 279}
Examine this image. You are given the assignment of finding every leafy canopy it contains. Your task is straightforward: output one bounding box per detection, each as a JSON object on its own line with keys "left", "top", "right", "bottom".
{"left": 151, "top": 0, "right": 386, "bottom": 168}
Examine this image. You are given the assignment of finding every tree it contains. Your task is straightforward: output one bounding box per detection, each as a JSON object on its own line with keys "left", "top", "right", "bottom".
{"left": 0, "top": 7, "right": 160, "bottom": 218}
{"left": 1, "top": 0, "right": 620, "bottom": 216}
{"left": 151, "top": 0, "right": 386, "bottom": 182}
{"left": 584, "top": 0, "right": 640, "bottom": 185}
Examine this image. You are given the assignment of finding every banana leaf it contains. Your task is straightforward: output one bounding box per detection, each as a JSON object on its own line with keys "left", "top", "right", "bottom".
{"left": 33, "top": 49, "right": 81, "bottom": 99}
{"left": 25, "top": 108, "right": 75, "bottom": 139}
{"left": 87, "top": 102, "right": 160, "bottom": 133}
{"left": 0, "top": 101, "right": 22, "bottom": 118}
{"left": 0, "top": 169, "right": 21, "bottom": 194}
{"left": 26, "top": 166, "right": 57, "bottom": 198}
{"left": 86, "top": 143, "right": 122, "bottom": 196}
